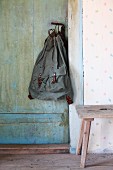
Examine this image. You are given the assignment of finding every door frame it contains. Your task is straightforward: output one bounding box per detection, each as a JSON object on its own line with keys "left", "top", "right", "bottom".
{"left": 68, "top": 0, "right": 83, "bottom": 153}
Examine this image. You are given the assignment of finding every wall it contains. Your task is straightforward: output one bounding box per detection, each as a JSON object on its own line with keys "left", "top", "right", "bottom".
{"left": 83, "top": 0, "right": 113, "bottom": 153}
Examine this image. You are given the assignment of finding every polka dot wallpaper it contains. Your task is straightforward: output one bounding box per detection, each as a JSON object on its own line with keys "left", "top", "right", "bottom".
{"left": 83, "top": 0, "right": 113, "bottom": 153}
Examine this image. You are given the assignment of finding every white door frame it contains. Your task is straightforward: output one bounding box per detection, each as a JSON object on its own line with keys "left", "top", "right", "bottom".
{"left": 68, "top": 0, "right": 83, "bottom": 154}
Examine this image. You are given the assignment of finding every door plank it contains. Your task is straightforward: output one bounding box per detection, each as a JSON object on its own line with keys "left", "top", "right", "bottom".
{"left": 0, "top": 113, "right": 69, "bottom": 144}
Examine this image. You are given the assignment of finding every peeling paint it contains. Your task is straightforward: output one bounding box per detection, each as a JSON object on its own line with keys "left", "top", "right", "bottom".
{"left": 70, "top": 0, "right": 78, "bottom": 20}
{"left": 59, "top": 113, "right": 69, "bottom": 127}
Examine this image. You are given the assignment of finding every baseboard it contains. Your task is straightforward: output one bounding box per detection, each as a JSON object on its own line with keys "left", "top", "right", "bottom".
{"left": 0, "top": 144, "right": 69, "bottom": 154}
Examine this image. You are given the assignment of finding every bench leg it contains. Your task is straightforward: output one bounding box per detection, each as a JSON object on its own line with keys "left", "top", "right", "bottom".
{"left": 76, "top": 119, "right": 85, "bottom": 155}
{"left": 80, "top": 119, "right": 93, "bottom": 168}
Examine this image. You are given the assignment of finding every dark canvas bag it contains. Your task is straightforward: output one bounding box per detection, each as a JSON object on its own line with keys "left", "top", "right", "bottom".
{"left": 28, "top": 32, "right": 73, "bottom": 103}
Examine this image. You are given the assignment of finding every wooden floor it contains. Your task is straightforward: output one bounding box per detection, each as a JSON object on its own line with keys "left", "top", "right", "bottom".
{"left": 0, "top": 153, "right": 113, "bottom": 170}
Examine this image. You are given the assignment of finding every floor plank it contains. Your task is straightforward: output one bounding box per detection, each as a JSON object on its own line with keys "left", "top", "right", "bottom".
{"left": 0, "top": 153, "right": 113, "bottom": 170}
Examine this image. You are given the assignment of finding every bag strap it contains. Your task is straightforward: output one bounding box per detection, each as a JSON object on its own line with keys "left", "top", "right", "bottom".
{"left": 51, "top": 35, "right": 67, "bottom": 70}
{"left": 56, "top": 35, "right": 67, "bottom": 67}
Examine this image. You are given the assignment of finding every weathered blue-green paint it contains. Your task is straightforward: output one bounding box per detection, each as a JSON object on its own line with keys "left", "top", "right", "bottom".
{"left": 0, "top": 0, "right": 68, "bottom": 114}
{"left": 0, "top": 0, "right": 68, "bottom": 144}
{"left": 0, "top": 113, "right": 69, "bottom": 144}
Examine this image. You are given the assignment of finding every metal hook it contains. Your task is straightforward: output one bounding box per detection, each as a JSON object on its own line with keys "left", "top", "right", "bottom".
{"left": 51, "top": 22, "right": 64, "bottom": 26}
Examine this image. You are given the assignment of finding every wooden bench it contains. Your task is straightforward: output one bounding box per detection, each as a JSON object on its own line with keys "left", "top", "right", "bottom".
{"left": 76, "top": 105, "right": 113, "bottom": 168}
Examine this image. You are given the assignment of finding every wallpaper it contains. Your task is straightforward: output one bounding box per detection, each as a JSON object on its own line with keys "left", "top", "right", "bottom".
{"left": 83, "top": 0, "right": 113, "bottom": 153}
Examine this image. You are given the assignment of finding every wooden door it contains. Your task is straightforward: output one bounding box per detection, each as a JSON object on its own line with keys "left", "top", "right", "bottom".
{"left": 0, "top": 0, "right": 69, "bottom": 144}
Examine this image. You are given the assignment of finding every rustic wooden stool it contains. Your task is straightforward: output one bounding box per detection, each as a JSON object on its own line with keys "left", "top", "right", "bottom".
{"left": 76, "top": 105, "right": 113, "bottom": 168}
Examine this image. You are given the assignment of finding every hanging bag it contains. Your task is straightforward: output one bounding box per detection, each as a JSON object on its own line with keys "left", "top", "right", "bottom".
{"left": 28, "top": 29, "right": 73, "bottom": 103}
